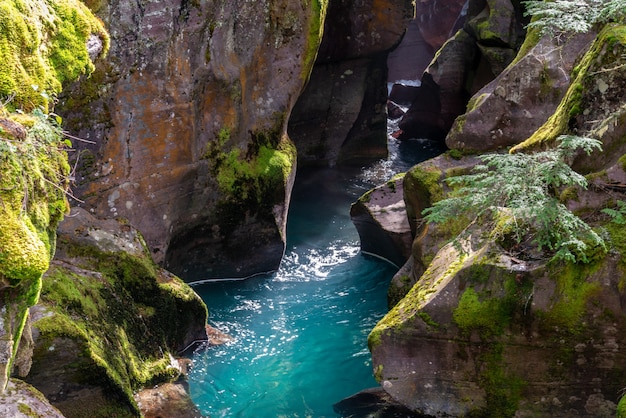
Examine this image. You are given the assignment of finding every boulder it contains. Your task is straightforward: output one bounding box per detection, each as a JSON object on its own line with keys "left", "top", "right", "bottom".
{"left": 387, "top": 19, "right": 435, "bottom": 83}
{"left": 370, "top": 232, "right": 626, "bottom": 417}
{"left": 333, "top": 387, "right": 422, "bottom": 417}
{"left": 25, "top": 208, "right": 208, "bottom": 416}
{"left": 387, "top": 101, "right": 406, "bottom": 120}
{"left": 350, "top": 174, "right": 412, "bottom": 268}
{"left": 388, "top": 83, "right": 421, "bottom": 106}
{"left": 135, "top": 381, "right": 203, "bottom": 418}
{"left": 446, "top": 31, "right": 596, "bottom": 152}
{"left": 396, "top": 71, "right": 448, "bottom": 140}
{"left": 398, "top": 0, "right": 527, "bottom": 142}
{"left": 369, "top": 23, "right": 626, "bottom": 417}
{"left": 0, "top": 379, "right": 65, "bottom": 418}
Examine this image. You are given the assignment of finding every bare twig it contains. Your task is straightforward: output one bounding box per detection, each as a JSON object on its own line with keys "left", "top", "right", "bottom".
{"left": 62, "top": 131, "right": 96, "bottom": 144}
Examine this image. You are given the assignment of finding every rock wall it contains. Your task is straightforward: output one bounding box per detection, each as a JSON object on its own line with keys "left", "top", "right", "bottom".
{"left": 387, "top": 0, "right": 468, "bottom": 83}
{"left": 26, "top": 208, "right": 208, "bottom": 417}
{"left": 0, "top": 0, "right": 107, "bottom": 396}
{"left": 60, "top": 0, "right": 328, "bottom": 281}
{"left": 365, "top": 22, "right": 626, "bottom": 418}
{"left": 288, "top": 0, "right": 414, "bottom": 167}
{"left": 396, "top": 0, "right": 528, "bottom": 141}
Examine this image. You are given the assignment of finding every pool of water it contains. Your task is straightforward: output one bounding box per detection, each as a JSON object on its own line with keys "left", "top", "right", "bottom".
{"left": 188, "top": 168, "right": 397, "bottom": 417}
{"left": 188, "top": 138, "right": 446, "bottom": 417}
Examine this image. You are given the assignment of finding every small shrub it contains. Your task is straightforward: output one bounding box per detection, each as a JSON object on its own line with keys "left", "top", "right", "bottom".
{"left": 423, "top": 135, "right": 606, "bottom": 263}
{"left": 524, "top": 0, "right": 626, "bottom": 36}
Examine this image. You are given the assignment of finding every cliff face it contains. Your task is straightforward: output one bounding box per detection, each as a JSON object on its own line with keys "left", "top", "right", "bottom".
{"left": 60, "top": 0, "right": 328, "bottom": 281}
{"left": 365, "top": 21, "right": 626, "bottom": 418}
{"left": 0, "top": 0, "right": 107, "bottom": 403}
{"left": 288, "top": 0, "right": 414, "bottom": 167}
{"left": 396, "top": 0, "right": 528, "bottom": 141}
{"left": 0, "top": 2, "right": 211, "bottom": 416}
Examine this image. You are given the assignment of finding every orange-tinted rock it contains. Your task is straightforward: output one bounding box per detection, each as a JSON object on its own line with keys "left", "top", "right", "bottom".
{"left": 60, "top": 0, "right": 324, "bottom": 280}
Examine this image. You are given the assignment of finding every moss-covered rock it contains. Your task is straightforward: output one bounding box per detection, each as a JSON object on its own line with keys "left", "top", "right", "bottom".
{"left": 165, "top": 129, "right": 298, "bottom": 281}
{"left": 0, "top": 0, "right": 107, "bottom": 397}
{"left": 59, "top": 0, "right": 327, "bottom": 282}
{"left": 0, "top": 0, "right": 108, "bottom": 112}
{"left": 446, "top": 30, "right": 596, "bottom": 152}
{"left": 369, "top": 222, "right": 626, "bottom": 416}
{"left": 25, "top": 208, "right": 207, "bottom": 417}
{"left": 0, "top": 378, "right": 65, "bottom": 417}
{"left": 0, "top": 109, "right": 71, "bottom": 392}
{"left": 511, "top": 24, "right": 626, "bottom": 154}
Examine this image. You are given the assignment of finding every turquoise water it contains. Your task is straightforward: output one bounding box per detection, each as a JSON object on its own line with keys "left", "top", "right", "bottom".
{"left": 188, "top": 168, "right": 397, "bottom": 417}
{"left": 188, "top": 138, "right": 446, "bottom": 417}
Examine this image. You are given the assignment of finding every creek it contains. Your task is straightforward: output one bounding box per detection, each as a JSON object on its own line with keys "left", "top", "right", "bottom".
{"left": 188, "top": 132, "right": 445, "bottom": 417}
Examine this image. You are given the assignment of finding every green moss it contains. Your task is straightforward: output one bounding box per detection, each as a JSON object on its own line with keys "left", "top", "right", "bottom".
{"left": 618, "top": 153, "right": 626, "bottom": 172}
{"left": 215, "top": 142, "right": 294, "bottom": 200}
{"left": 417, "top": 311, "right": 439, "bottom": 328}
{"left": 0, "top": 109, "right": 70, "bottom": 388}
{"left": 404, "top": 164, "right": 445, "bottom": 233}
{"left": 538, "top": 262, "right": 601, "bottom": 333}
{"left": 406, "top": 166, "right": 444, "bottom": 204}
{"left": 559, "top": 186, "right": 579, "bottom": 203}
{"left": 0, "top": 0, "right": 109, "bottom": 111}
{"left": 617, "top": 394, "right": 626, "bottom": 418}
{"left": 454, "top": 288, "right": 507, "bottom": 337}
{"left": 0, "top": 110, "right": 70, "bottom": 284}
{"left": 205, "top": 119, "right": 296, "bottom": 230}
{"left": 35, "top": 241, "right": 207, "bottom": 415}
{"left": 447, "top": 149, "right": 464, "bottom": 160}
{"left": 17, "top": 402, "right": 34, "bottom": 416}
{"left": 373, "top": 364, "right": 383, "bottom": 382}
{"left": 302, "top": 0, "right": 328, "bottom": 81}
{"left": 511, "top": 24, "right": 625, "bottom": 153}
{"left": 470, "top": 344, "right": 525, "bottom": 418}
{"left": 605, "top": 221, "right": 626, "bottom": 276}
{"left": 509, "top": 26, "right": 542, "bottom": 68}
{"left": 369, "top": 251, "right": 467, "bottom": 350}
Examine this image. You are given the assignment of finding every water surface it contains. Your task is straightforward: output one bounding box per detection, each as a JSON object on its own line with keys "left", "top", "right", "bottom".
{"left": 189, "top": 138, "right": 445, "bottom": 417}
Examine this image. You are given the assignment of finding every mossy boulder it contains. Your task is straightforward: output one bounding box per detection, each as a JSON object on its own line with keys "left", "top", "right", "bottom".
{"left": 0, "top": 0, "right": 108, "bottom": 112}
{"left": 25, "top": 208, "right": 207, "bottom": 417}
{"left": 397, "top": 0, "right": 527, "bottom": 143}
{"left": 511, "top": 23, "right": 626, "bottom": 156}
{"left": 0, "top": 109, "right": 72, "bottom": 392}
{"left": 369, "top": 223, "right": 626, "bottom": 416}
{"left": 0, "top": 378, "right": 65, "bottom": 417}
{"left": 446, "top": 30, "right": 596, "bottom": 152}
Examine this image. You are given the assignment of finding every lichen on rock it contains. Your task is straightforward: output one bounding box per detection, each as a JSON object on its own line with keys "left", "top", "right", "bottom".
{"left": 512, "top": 23, "right": 626, "bottom": 153}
